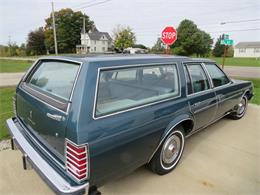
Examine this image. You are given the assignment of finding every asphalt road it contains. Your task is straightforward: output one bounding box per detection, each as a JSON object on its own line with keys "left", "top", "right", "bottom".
{"left": 0, "top": 104, "right": 259, "bottom": 195}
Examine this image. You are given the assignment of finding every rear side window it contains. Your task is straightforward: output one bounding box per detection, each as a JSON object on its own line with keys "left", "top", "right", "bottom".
{"left": 204, "top": 63, "right": 230, "bottom": 87}
{"left": 27, "top": 61, "right": 80, "bottom": 100}
{"left": 95, "top": 64, "right": 179, "bottom": 117}
{"left": 186, "top": 64, "right": 210, "bottom": 93}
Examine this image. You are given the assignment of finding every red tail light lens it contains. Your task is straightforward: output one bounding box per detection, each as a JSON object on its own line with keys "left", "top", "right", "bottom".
{"left": 65, "top": 140, "right": 88, "bottom": 182}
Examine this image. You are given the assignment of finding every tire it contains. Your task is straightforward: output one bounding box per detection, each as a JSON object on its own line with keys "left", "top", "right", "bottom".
{"left": 148, "top": 126, "right": 185, "bottom": 175}
{"left": 228, "top": 95, "right": 248, "bottom": 120}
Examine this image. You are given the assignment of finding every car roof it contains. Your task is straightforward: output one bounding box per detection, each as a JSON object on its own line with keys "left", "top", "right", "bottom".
{"left": 40, "top": 54, "right": 215, "bottom": 64}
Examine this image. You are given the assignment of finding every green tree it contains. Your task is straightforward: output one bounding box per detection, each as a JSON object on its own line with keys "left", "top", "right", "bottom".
{"left": 113, "top": 25, "right": 136, "bottom": 52}
{"left": 150, "top": 38, "right": 165, "bottom": 53}
{"left": 44, "top": 8, "right": 94, "bottom": 54}
{"left": 170, "top": 19, "right": 213, "bottom": 56}
{"left": 212, "top": 35, "right": 225, "bottom": 57}
{"left": 26, "top": 27, "right": 46, "bottom": 55}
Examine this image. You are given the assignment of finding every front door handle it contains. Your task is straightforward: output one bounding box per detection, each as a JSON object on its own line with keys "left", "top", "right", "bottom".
{"left": 47, "top": 113, "right": 64, "bottom": 121}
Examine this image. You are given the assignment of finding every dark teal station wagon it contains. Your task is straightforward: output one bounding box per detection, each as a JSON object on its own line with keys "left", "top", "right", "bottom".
{"left": 6, "top": 55, "right": 253, "bottom": 195}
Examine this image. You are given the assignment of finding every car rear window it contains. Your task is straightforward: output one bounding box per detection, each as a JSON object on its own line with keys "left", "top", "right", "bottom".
{"left": 95, "top": 64, "right": 179, "bottom": 117}
{"left": 27, "top": 61, "right": 80, "bottom": 101}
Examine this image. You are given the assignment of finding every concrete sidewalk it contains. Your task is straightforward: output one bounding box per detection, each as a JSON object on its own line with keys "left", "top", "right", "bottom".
{"left": 0, "top": 72, "right": 24, "bottom": 87}
{"left": 0, "top": 104, "right": 259, "bottom": 194}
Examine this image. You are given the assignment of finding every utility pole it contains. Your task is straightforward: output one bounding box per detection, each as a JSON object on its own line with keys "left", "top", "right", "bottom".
{"left": 222, "top": 45, "right": 227, "bottom": 69}
{"left": 51, "top": 1, "right": 58, "bottom": 55}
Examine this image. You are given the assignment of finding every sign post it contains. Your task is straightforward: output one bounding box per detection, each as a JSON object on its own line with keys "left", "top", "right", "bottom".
{"left": 161, "top": 26, "right": 177, "bottom": 54}
{"left": 220, "top": 34, "right": 234, "bottom": 69}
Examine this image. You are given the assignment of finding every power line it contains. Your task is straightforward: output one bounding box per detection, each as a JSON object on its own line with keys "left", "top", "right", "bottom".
{"left": 220, "top": 19, "right": 260, "bottom": 25}
{"left": 76, "top": 0, "right": 112, "bottom": 10}
{"left": 209, "top": 28, "right": 260, "bottom": 34}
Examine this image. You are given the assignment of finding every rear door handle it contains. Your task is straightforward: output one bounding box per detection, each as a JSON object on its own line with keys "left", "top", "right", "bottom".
{"left": 46, "top": 113, "right": 64, "bottom": 121}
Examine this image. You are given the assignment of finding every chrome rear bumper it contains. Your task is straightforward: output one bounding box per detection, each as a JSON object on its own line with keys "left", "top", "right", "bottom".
{"left": 6, "top": 118, "right": 89, "bottom": 195}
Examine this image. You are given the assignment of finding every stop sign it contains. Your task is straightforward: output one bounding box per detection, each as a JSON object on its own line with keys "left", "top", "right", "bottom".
{"left": 161, "top": 26, "right": 177, "bottom": 46}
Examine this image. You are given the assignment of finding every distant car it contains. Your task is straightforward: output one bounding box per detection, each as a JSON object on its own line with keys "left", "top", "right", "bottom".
{"left": 6, "top": 55, "right": 253, "bottom": 195}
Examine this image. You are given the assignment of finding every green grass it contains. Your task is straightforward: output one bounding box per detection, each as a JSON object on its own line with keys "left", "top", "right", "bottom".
{"left": 0, "top": 87, "right": 15, "bottom": 140}
{"left": 0, "top": 59, "right": 33, "bottom": 73}
{"left": 233, "top": 77, "right": 260, "bottom": 105}
{"left": 209, "top": 57, "right": 260, "bottom": 67}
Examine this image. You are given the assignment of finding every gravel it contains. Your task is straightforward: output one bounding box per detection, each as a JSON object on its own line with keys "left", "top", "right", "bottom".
{"left": 0, "top": 139, "right": 11, "bottom": 151}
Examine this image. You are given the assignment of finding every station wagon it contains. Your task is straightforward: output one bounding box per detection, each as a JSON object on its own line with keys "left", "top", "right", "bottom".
{"left": 6, "top": 55, "right": 253, "bottom": 195}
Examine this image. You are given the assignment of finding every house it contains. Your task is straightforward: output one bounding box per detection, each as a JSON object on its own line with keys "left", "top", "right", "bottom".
{"left": 234, "top": 42, "right": 260, "bottom": 58}
{"left": 76, "top": 29, "right": 112, "bottom": 54}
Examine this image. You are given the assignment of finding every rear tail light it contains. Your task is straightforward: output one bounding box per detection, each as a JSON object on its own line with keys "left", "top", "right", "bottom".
{"left": 65, "top": 140, "right": 89, "bottom": 181}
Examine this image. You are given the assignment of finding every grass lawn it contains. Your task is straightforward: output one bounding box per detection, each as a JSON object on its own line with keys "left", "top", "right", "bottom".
{"left": 0, "top": 87, "right": 15, "bottom": 140}
{"left": 0, "top": 59, "right": 33, "bottom": 73}
{"left": 233, "top": 77, "right": 260, "bottom": 105}
{"left": 209, "top": 57, "right": 260, "bottom": 67}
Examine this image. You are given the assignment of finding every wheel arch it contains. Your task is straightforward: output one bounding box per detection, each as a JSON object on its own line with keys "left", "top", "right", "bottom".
{"left": 147, "top": 114, "right": 194, "bottom": 163}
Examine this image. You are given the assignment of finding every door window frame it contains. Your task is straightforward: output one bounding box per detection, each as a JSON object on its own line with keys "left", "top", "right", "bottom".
{"left": 183, "top": 62, "right": 212, "bottom": 96}
{"left": 93, "top": 62, "right": 181, "bottom": 120}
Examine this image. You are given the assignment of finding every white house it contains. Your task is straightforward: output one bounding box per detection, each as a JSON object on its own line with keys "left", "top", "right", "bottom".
{"left": 76, "top": 29, "right": 112, "bottom": 54}
{"left": 234, "top": 42, "right": 260, "bottom": 58}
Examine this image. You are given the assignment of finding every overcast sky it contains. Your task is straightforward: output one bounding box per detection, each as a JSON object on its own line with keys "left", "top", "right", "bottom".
{"left": 0, "top": 0, "right": 259, "bottom": 47}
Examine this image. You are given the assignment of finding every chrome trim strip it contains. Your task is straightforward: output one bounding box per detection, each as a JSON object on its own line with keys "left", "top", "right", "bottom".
{"left": 6, "top": 118, "right": 88, "bottom": 194}
{"left": 92, "top": 62, "right": 182, "bottom": 120}
{"left": 66, "top": 146, "right": 87, "bottom": 156}
{"left": 24, "top": 84, "right": 67, "bottom": 104}
{"left": 19, "top": 87, "right": 68, "bottom": 115}
{"left": 16, "top": 117, "right": 66, "bottom": 169}
{"left": 66, "top": 154, "right": 88, "bottom": 162}
{"left": 66, "top": 160, "right": 87, "bottom": 168}
{"left": 148, "top": 118, "right": 193, "bottom": 163}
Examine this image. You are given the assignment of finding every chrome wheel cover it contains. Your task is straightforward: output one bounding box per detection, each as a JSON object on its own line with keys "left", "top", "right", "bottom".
{"left": 161, "top": 134, "right": 181, "bottom": 165}
{"left": 237, "top": 97, "right": 247, "bottom": 116}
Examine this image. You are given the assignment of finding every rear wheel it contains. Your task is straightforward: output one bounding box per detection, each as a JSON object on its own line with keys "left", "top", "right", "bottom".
{"left": 148, "top": 126, "right": 185, "bottom": 175}
{"left": 228, "top": 95, "right": 248, "bottom": 120}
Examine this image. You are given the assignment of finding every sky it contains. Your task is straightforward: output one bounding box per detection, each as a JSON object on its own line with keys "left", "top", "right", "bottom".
{"left": 0, "top": 0, "right": 259, "bottom": 47}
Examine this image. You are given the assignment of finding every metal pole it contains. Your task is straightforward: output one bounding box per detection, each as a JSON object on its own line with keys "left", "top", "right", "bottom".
{"left": 222, "top": 45, "right": 227, "bottom": 69}
{"left": 52, "top": 1, "right": 58, "bottom": 55}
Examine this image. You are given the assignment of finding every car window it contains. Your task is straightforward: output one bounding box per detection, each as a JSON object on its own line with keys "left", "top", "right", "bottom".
{"left": 96, "top": 64, "right": 179, "bottom": 117}
{"left": 27, "top": 61, "right": 79, "bottom": 100}
{"left": 186, "top": 64, "right": 210, "bottom": 93}
{"left": 205, "top": 63, "right": 230, "bottom": 87}
{"left": 184, "top": 66, "right": 193, "bottom": 94}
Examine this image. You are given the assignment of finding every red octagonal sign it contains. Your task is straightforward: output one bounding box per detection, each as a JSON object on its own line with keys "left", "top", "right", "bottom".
{"left": 161, "top": 26, "right": 177, "bottom": 46}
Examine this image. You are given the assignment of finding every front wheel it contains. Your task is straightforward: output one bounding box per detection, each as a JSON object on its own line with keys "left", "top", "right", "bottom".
{"left": 228, "top": 95, "right": 248, "bottom": 120}
{"left": 148, "top": 127, "right": 185, "bottom": 175}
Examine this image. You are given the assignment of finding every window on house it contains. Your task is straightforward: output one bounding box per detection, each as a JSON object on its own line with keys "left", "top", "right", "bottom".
{"left": 254, "top": 48, "right": 260, "bottom": 53}
{"left": 102, "top": 47, "right": 105, "bottom": 51}
{"left": 94, "top": 47, "right": 96, "bottom": 52}
{"left": 239, "top": 48, "right": 246, "bottom": 53}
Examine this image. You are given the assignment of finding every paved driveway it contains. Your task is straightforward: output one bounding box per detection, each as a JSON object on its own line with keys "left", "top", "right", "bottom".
{"left": 0, "top": 104, "right": 259, "bottom": 194}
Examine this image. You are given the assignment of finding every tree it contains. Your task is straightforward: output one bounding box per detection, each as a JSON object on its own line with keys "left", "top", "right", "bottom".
{"left": 170, "top": 19, "right": 213, "bottom": 56}
{"left": 26, "top": 27, "right": 46, "bottom": 55}
{"left": 150, "top": 38, "right": 165, "bottom": 53}
{"left": 44, "top": 8, "right": 94, "bottom": 54}
{"left": 132, "top": 44, "right": 147, "bottom": 49}
{"left": 113, "top": 25, "right": 136, "bottom": 52}
{"left": 212, "top": 35, "right": 225, "bottom": 57}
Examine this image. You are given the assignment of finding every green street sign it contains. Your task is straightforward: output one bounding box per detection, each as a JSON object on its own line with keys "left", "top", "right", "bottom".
{"left": 220, "top": 39, "right": 233, "bottom": 45}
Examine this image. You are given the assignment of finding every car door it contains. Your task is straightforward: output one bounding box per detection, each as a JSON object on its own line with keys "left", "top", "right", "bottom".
{"left": 203, "top": 63, "right": 236, "bottom": 119}
{"left": 184, "top": 63, "right": 217, "bottom": 130}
